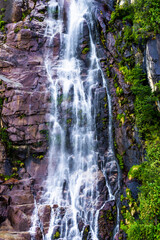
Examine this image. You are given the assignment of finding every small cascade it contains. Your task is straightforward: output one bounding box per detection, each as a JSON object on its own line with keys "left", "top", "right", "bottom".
{"left": 30, "top": 0, "right": 120, "bottom": 239}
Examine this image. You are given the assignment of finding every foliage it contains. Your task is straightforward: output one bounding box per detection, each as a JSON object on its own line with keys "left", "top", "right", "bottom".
{"left": 117, "top": 113, "right": 125, "bottom": 125}
{"left": 109, "top": 1, "right": 160, "bottom": 239}
{"left": 119, "top": 65, "right": 160, "bottom": 240}
{"left": 116, "top": 153, "right": 124, "bottom": 170}
{"left": 120, "top": 64, "right": 160, "bottom": 139}
{"left": 82, "top": 47, "right": 90, "bottom": 55}
{"left": 0, "top": 127, "right": 12, "bottom": 150}
{"left": 110, "top": 0, "right": 160, "bottom": 43}
{"left": 122, "top": 141, "right": 160, "bottom": 239}
{"left": 0, "top": 11, "right": 6, "bottom": 32}
{"left": 133, "top": 0, "right": 160, "bottom": 35}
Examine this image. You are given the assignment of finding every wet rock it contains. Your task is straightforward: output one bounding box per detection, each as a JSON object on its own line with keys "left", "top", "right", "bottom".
{"left": 0, "top": 218, "right": 14, "bottom": 231}
{"left": 146, "top": 34, "right": 160, "bottom": 91}
{"left": 0, "top": 232, "right": 30, "bottom": 240}
{"left": 38, "top": 205, "right": 51, "bottom": 234}
{"left": 95, "top": 87, "right": 108, "bottom": 152}
{"left": 0, "top": 143, "right": 7, "bottom": 175}
{"left": 82, "top": 225, "right": 91, "bottom": 240}
{"left": 8, "top": 207, "right": 29, "bottom": 231}
{"left": 126, "top": 180, "right": 140, "bottom": 200}
{"left": 51, "top": 225, "right": 61, "bottom": 239}
{"left": 98, "top": 200, "right": 117, "bottom": 240}
{"left": 105, "top": 160, "right": 119, "bottom": 194}
{"left": 0, "top": 195, "right": 10, "bottom": 224}
{"left": 106, "top": 32, "right": 116, "bottom": 56}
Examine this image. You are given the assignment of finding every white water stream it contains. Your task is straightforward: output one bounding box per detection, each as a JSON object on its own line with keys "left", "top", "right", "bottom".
{"left": 30, "top": 0, "right": 120, "bottom": 239}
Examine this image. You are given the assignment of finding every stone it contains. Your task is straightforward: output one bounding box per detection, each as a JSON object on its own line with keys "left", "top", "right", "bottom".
{"left": 8, "top": 207, "right": 29, "bottom": 231}
{"left": 0, "top": 195, "right": 10, "bottom": 224}
{"left": 10, "top": 191, "right": 34, "bottom": 205}
{"left": 0, "top": 143, "right": 7, "bottom": 175}
{"left": 98, "top": 200, "right": 117, "bottom": 240}
{"left": 38, "top": 205, "right": 51, "bottom": 234}
{"left": 146, "top": 34, "right": 160, "bottom": 91}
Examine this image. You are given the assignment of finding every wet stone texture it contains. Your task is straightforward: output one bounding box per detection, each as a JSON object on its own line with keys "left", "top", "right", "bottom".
{"left": 98, "top": 201, "right": 117, "bottom": 240}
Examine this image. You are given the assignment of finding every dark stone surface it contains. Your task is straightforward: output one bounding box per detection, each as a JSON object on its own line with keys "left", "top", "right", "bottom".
{"left": 126, "top": 180, "right": 140, "bottom": 200}
{"left": 146, "top": 34, "right": 160, "bottom": 89}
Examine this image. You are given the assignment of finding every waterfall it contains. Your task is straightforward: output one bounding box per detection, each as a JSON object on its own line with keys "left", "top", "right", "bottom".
{"left": 30, "top": 0, "right": 120, "bottom": 239}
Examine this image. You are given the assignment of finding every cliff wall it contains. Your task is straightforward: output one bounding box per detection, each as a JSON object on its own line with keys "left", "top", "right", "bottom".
{"left": 0, "top": 0, "right": 159, "bottom": 239}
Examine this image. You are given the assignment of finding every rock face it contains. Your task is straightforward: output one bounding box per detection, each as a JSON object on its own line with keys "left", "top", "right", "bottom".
{"left": 0, "top": 0, "right": 50, "bottom": 238}
{"left": 146, "top": 34, "right": 160, "bottom": 91}
{"left": 0, "top": 0, "right": 152, "bottom": 239}
{"left": 0, "top": 0, "right": 50, "bottom": 174}
{"left": 98, "top": 201, "right": 117, "bottom": 240}
{"left": 146, "top": 35, "right": 160, "bottom": 111}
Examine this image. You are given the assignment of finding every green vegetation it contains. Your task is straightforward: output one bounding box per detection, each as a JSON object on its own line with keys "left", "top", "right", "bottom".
{"left": 116, "top": 153, "right": 124, "bottom": 170}
{"left": 121, "top": 141, "right": 160, "bottom": 239}
{"left": 53, "top": 231, "right": 60, "bottom": 239}
{"left": 14, "top": 26, "right": 21, "bottom": 33}
{"left": 116, "top": 86, "right": 123, "bottom": 96}
{"left": 117, "top": 113, "right": 125, "bottom": 125}
{"left": 0, "top": 127, "right": 12, "bottom": 151}
{"left": 66, "top": 118, "right": 72, "bottom": 125}
{"left": 0, "top": 173, "right": 18, "bottom": 181}
{"left": 33, "top": 154, "right": 44, "bottom": 160}
{"left": 0, "top": 8, "right": 6, "bottom": 32}
{"left": 40, "top": 129, "right": 49, "bottom": 140}
{"left": 120, "top": 64, "right": 160, "bottom": 139}
{"left": 22, "top": 9, "right": 32, "bottom": 20}
{"left": 0, "top": 97, "right": 3, "bottom": 107}
{"left": 57, "top": 94, "right": 63, "bottom": 105}
{"left": 110, "top": 0, "right": 160, "bottom": 41}
{"left": 82, "top": 47, "right": 90, "bottom": 55}
{"left": 109, "top": 0, "right": 160, "bottom": 239}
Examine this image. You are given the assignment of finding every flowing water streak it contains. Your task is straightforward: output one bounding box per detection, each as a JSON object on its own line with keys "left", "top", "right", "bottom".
{"left": 30, "top": 0, "right": 120, "bottom": 239}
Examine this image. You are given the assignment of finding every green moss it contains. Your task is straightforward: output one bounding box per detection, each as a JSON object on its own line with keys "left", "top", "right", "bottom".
{"left": 82, "top": 47, "right": 90, "bottom": 55}
{"left": 104, "top": 103, "right": 107, "bottom": 109}
{"left": 57, "top": 95, "right": 63, "bottom": 105}
{"left": 106, "top": 67, "right": 110, "bottom": 77}
{"left": 0, "top": 128, "right": 12, "bottom": 150}
{"left": 0, "top": 97, "right": 3, "bottom": 107}
{"left": 103, "top": 97, "right": 107, "bottom": 102}
{"left": 22, "top": 9, "right": 32, "bottom": 20}
{"left": 116, "top": 153, "right": 124, "bottom": 170}
{"left": 36, "top": 155, "right": 44, "bottom": 160}
{"left": 106, "top": 210, "right": 113, "bottom": 221}
{"left": 34, "top": 16, "right": 44, "bottom": 22}
{"left": 53, "top": 231, "right": 60, "bottom": 239}
{"left": 1, "top": 8, "right": 5, "bottom": 13}
{"left": 40, "top": 130, "right": 49, "bottom": 140}
{"left": 100, "top": 30, "right": 106, "bottom": 47}
{"left": 0, "top": 173, "right": 18, "bottom": 182}
{"left": 14, "top": 26, "right": 21, "bottom": 33}
{"left": 66, "top": 118, "right": 72, "bottom": 124}
{"left": 116, "top": 86, "right": 124, "bottom": 96}
{"left": 117, "top": 113, "right": 125, "bottom": 125}
{"left": 32, "top": 154, "right": 44, "bottom": 160}
{"left": 0, "top": 13, "right": 6, "bottom": 32}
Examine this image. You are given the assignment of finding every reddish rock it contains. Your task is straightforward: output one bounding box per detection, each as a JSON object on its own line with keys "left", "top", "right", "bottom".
{"left": 8, "top": 207, "right": 29, "bottom": 231}
{"left": 0, "top": 195, "right": 10, "bottom": 224}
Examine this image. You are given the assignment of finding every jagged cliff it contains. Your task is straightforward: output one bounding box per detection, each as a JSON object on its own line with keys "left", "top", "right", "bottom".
{"left": 0, "top": 0, "right": 159, "bottom": 239}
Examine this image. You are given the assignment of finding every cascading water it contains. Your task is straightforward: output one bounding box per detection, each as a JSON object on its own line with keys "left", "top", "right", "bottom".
{"left": 30, "top": 0, "right": 120, "bottom": 239}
